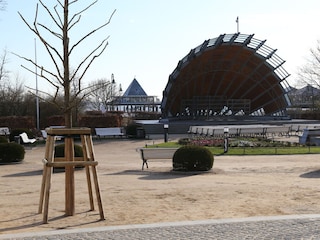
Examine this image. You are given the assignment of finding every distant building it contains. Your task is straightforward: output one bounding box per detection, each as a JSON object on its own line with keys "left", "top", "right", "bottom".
{"left": 110, "top": 78, "right": 161, "bottom": 113}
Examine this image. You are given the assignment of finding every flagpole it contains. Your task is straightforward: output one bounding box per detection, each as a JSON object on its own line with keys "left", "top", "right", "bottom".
{"left": 35, "top": 38, "right": 40, "bottom": 130}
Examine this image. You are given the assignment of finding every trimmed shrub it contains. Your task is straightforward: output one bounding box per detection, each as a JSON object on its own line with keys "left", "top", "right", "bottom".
{"left": 125, "top": 124, "right": 145, "bottom": 138}
{"left": 0, "top": 142, "right": 25, "bottom": 163}
{"left": 54, "top": 144, "right": 84, "bottom": 158}
{"left": 125, "top": 123, "right": 138, "bottom": 137}
{"left": 172, "top": 146, "right": 213, "bottom": 171}
{"left": 0, "top": 136, "right": 8, "bottom": 143}
{"left": 53, "top": 143, "right": 84, "bottom": 172}
{"left": 178, "top": 138, "right": 191, "bottom": 145}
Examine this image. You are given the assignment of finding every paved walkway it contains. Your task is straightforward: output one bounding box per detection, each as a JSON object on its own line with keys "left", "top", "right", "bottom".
{"left": 1, "top": 214, "right": 320, "bottom": 239}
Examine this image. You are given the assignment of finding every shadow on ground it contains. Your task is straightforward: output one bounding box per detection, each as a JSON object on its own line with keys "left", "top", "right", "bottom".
{"left": 2, "top": 169, "right": 43, "bottom": 177}
{"left": 0, "top": 211, "right": 103, "bottom": 234}
{"left": 106, "top": 168, "right": 222, "bottom": 180}
{"left": 300, "top": 169, "right": 320, "bottom": 178}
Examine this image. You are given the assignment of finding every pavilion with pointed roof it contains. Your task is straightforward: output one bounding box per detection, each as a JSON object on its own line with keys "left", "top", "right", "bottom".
{"left": 110, "top": 78, "right": 161, "bottom": 113}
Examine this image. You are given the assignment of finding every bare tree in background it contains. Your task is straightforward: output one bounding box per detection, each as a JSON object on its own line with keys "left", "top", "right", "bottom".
{"left": 298, "top": 40, "right": 320, "bottom": 88}
{"left": 17, "top": 0, "right": 115, "bottom": 127}
{"left": 0, "top": 0, "right": 7, "bottom": 11}
{"left": 0, "top": 49, "right": 9, "bottom": 88}
{"left": 87, "top": 78, "right": 116, "bottom": 112}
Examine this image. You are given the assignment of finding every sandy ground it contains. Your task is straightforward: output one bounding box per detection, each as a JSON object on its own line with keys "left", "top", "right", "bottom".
{"left": 1, "top": 135, "right": 320, "bottom": 235}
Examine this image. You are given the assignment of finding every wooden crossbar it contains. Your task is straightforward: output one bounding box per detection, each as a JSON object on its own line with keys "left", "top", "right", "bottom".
{"left": 43, "top": 160, "right": 98, "bottom": 167}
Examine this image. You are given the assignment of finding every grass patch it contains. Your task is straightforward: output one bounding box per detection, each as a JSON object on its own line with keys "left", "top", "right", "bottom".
{"left": 148, "top": 141, "right": 320, "bottom": 155}
{"left": 145, "top": 142, "right": 181, "bottom": 148}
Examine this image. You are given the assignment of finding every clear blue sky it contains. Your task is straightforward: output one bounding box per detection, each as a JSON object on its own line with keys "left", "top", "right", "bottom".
{"left": 1, "top": 0, "right": 320, "bottom": 99}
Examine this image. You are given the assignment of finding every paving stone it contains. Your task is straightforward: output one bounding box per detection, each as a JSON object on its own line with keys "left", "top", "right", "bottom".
{"left": 1, "top": 215, "right": 320, "bottom": 240}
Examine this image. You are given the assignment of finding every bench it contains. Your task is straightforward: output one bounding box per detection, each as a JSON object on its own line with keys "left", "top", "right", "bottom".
{"left": 138, "top": 148, "right": 179, "bottom": 170}
{"left": 0, "top": 127, "right": 10, "bottom": 136}
{"left": 19, "top": 132, "right": 36, "bottom": 144}
{"left": 95, "top": 127, "right": 125, "bottom": 138}
{"left": 299, "top": 128, "right": 320, "bottom": 145}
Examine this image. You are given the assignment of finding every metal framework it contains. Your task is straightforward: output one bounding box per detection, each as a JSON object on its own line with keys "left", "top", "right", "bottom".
{"left": 161, "top": 33, "right": 292, "bottom": 119}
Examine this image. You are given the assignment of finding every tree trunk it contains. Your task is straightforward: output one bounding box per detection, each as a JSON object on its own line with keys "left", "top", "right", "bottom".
{"left": 63, "top": 0, "right": 72, "bottom": 128}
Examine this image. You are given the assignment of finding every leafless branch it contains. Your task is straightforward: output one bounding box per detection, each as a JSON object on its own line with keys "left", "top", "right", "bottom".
{"left": 298, "top": 43, "right": 320, "bottom": 89}
{"left": 12, "top": 51, "right": 63, "bottom": 86}
{"left": 71, "top": 38, "right": 109, "bottom": 86}
{"left": 18, "top": 8, "right": 64, "bottom": 81}
{"left": 68, "top": 0, "right": 98, "bottom": 29}
{"left": 53, "top": 4, "right": 63, "bottom": 26}
{"left": 25, "top": 85, "right": 63, "bottom": 110}
{"left": 39, "top": 0, "right": 62, "bottom": 31}
{"left": 0, "top": 0, "right": 7, "bottom": 11}
{"left": 69, "top": 9, "right": 116, "bottom": 55}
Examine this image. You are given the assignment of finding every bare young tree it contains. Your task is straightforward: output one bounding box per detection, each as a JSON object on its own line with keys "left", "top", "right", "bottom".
{"left": 17, "top": 0, "right": 115, "bottom": 127}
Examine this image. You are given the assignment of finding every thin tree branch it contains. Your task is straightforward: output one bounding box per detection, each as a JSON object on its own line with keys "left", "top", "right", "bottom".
{"left": 69, "top": 9, "right": 116, "bottom": 55}
{"left": 71, "top": 37, "right": 109, "bottom": 84}
{"left": 12, "top": 51, "right": 63, "bottom": 87}
{"left": 39, "top": 0, "right": 63, "bottom": 31}
{"left": 54, "top": 4, "right": 63, "bottom": 26}
{"left": 68, "top": 0, "right": 98, "bottom": 29}
{"left": 18, "top": 10, "right": 64, "bottom": 81}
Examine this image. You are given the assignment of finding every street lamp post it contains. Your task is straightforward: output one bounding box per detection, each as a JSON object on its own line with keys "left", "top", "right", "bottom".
{"left": 35, "top": 38, "right": 40, "bottom": 130}
{"left": 111, "top": 73, "right": 115, "bottom": 111}
{"left": 164, "top": 123, "right": 169, "bottom": 142}
{"left": 224, "top": 127, "right": 229, "bottom": 153}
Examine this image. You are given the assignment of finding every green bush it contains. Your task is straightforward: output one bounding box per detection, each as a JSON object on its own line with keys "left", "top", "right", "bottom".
{"left": 0, "top": 136, "right": 8, "bottom": 143}
{"left": 178, "top": 138, "right": 191, "bottom": 145}
{"left": 125, "top": 124, "right": 138, "bottom": 136}
{"left": 172, "top": 145, "right": 214, "bottom": 171}
{"left": 54, "top": 144, "right": 84, "bottom": 158}
{"left": 125, "top": 124, "right": 145, "bottom": 138}
{"left": 9, "top": 129, "right": 35, "bottom": 142}
{"left": 0, "top": 142, "right": 25, "bottom": 163}
{"left": 54, "top": 143, "right": 84, "bottom": 172}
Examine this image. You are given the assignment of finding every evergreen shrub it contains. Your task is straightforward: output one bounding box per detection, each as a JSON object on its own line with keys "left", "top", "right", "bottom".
{"left": 172, "top": 145, "right": 213, "bottom": 171}
{"left": 54, "top": 143, "right": 84, "bottom": 172}
{"left": 178, "top": 138, "right": 191, "bottom": 145}
{"left": 54, "top": 143, "right": 84, "bottom": 158}
{"left": 0, "top": 142, "right": 25, "bottom": 163}
{"left": 125, "top": 124, "right": 145, "bottom": 138}
{"left": 125, "top": 124, "right": 138, "bottom": 137}
{"left": 0, "top": 136, "right": 8, "bottom": 143}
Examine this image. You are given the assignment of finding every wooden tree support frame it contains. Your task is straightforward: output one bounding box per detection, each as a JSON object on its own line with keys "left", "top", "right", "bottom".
{"left": 38, "top": 127, "right": 105, "bottom": 223}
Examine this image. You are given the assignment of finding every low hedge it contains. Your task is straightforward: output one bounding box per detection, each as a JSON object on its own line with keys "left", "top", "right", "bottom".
{"left": 0, "top": 142, "right": 25, "bottom": 163}
{"left": 172, "top": 145, "right": 213, "bottom": 171}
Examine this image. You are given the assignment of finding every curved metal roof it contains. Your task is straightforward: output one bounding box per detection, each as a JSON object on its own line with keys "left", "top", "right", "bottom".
{"left": 161, "top": 33, "right": 291, "bottom": 119}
